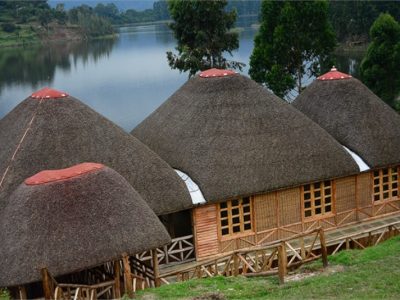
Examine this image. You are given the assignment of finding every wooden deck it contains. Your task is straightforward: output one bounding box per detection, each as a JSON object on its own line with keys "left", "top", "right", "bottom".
{"left": 158, "top": 213, "right": 400, "bottom": 282}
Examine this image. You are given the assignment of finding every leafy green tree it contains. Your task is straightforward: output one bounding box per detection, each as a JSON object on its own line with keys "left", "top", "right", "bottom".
{"left": 94, "top": 3, "right": 122, "bottom": 24}
{"left": 166, "top": 0, "right": 243, "bottom": 77}
{"left": 249, "top": 0, "right": 336, "bottom": 99}
{"left": 153, "top": 0, "right": 170, "bottom": 21}
{"left": 360, "top": 13, "right": 400, "bottom": 108}
{"left": 67, "top": 5, "right": 115, "bottom": 38}
{"left": 328, "top": 1, "right": 400, "bottom": 43}
{"left": 38, "top": 9, "right": 52, "bottom": 28}
{"left": 54, "top": 3, "right": 67, "bottom": 25}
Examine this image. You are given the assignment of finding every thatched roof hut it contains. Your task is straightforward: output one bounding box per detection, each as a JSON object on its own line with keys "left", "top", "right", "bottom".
{"left": 0, "top": 162, "right": 170, "bottom": 287}
{"left": 293, "top": 67, "right": 400, "bottom": 168}
{"left": 0, "top": 88, "right": 192, "bottom": 215}
{"left": 132, "top": 69, "right": 359, "bottom": 203}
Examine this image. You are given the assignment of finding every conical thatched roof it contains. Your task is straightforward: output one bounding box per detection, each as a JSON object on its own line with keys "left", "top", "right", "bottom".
{"left": 0, "top": 88, "right": 192, "bottom": 215}
{"left": 0, "top": 163, "right": 170, "bottom": 287}
{"left": 293, "top": 67, "right": 400, "bottom": 168}
{"left": 132, "top": 69, "right": 359, "bottom": 203}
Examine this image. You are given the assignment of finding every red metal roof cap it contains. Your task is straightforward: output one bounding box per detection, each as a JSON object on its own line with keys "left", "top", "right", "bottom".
{"left": 317, "top": 67, "right": 352, "bottom": 81}
{"left": 25, "top": 163, "right": 104, "bottom": 185}
{"left": 31, "top": 87, "right": 68, "bottom": 99}
{"left": 199, "top": 68, "right": 236, "bottom": 78}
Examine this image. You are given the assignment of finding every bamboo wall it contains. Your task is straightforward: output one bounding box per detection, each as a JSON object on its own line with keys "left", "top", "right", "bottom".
{"left": 193, "top": 170, "right": 400, "bottom": 260}
{"left": 192, "top": 205, "right": 219, "bottom": 258}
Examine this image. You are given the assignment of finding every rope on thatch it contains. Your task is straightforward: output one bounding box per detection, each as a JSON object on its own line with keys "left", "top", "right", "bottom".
{"left": 0, "top": 91, "right": 192, "bottom": 215}
{"left": 0, "top": 97, "right": 44, "bottom": 191}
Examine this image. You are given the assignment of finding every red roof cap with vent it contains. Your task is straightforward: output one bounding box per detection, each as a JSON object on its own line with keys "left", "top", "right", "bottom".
{"left": 317, "top": 67, "right": 352, "bottom": 81}
{"left": 199, "top": 68, "right": 236, "bottom": 78}
{"left": 31, "top": 87, "right": 68, "bottom": 99}
{"left": 25, "top": 163, "right": 104, "bottom": 185}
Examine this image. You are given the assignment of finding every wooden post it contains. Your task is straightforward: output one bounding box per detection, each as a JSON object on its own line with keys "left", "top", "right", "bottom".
{"left": 164, "top": 245, "right": 169, "bottom": 264}
{"left": 113, "top": 261, "right": 121, "bottom": 299}
{"left": 41, "top": 268, "right": 53, "bottom": 300}
{"left": 196, "top": 266, "right": 202, "bottom": 278}
{"left": 122, "top": 254, "right": 134, "bottom": 298}
{"left": 368, "top": 232, "right": 372, "bottom": 247}
{"left": 255, "top": 251, "right": 259, "bottom": 272}
{"left": 151, "top": 249, "right": 161, "bottom": 288}
{"left": 233, "top": 253, "right": 239, "bottom": 276}
{"left": 319, "top": 229, "right": 328, "bottom": 268}
{"left": 278, "top": 243, "right": 287, "bottom": 285}
{"left": 388, "top": 225, "right": 394, "bottom": 238}
{"left": 18, "top": 286, "right": 27, "bottom": 300}
{"left": 300, "top": 237, "right": 306, "bottom": 260}
{"left": 345, "top": 238, "right": 350, "bottom": 250}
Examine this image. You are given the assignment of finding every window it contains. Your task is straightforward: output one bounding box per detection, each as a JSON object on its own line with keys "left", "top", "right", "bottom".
{"left": 219, "top": 197, "right": 252, "bottom": 236}
{"left": 303, "top": 181, "right": 333, "bottom": 218}
{"left": 373, "top": 167, "right": 399, "bottom": 202}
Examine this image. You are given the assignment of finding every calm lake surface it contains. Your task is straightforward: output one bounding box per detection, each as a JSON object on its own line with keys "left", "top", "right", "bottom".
{"left": 0, "top": 21, "right": 365, "bottom": 131}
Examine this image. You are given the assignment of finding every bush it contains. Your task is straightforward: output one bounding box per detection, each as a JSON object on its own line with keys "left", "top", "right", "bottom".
{"left": 1, "top": 23, "right": 17, "bottom": 33}
{"left": 0, "top": 289, "right": 9, "bottom": 300}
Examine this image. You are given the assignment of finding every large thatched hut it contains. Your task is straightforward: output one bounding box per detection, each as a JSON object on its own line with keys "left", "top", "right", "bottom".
{"left": 291, "top": 67, "right": 400, "bottom": 225}
{"left": 0, "top": 87, "right": 191, "bottom": 216}
{"left": 0, "top": 162, "right": 170, "bottom": 298}
{"left": 132, "top": 68, "right": 393, "bottom": 260}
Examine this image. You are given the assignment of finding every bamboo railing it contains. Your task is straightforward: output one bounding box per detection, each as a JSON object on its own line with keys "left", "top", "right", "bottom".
{"left": 135, "top": 234, "right": 195, "bottom": 266}
{"left": 157, "top": 228, "right": 328, "bottom": 285}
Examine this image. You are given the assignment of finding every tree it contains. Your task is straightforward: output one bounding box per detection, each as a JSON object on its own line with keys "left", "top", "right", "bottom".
{"left": 249, "top": 0, "right": 336, "bottom": 99}
{"left": 153, "top": 0, "right": 170, "bottom": 21}
{"left": 166, "top": 0, "right": 244, "bottom": 77}
{"left": 360, "top": 13, "right": 400, "bottom": 108}
{"left": 328, "top": 1, "right": 400, "bottom": 43}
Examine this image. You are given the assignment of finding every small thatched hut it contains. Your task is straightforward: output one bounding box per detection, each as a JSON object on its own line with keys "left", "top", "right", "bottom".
{"left": 0, "top": 87, "right": 191, "bottom": 215}
{"left": 0, "top": 163, "right": 170, "bottom": 297}
{"left": 293, "top": 67, "right": 400, "bottom": 168}
{"left": 132, "top": 68, "right": 389, "bottom": 260}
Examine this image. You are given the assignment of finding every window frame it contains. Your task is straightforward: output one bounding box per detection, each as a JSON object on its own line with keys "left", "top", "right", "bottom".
{"left": 218, "top": 196, "right": 254, "bottom": 239}
{"left": 372, "top": 166, "right": 399, "bottom": 203}
{"left": 301, "top": 180, "right": 335, "bottom": 220}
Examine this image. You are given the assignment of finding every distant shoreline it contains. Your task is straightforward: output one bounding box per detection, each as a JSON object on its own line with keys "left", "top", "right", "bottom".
{"left": 0, "top": 23, "right": 117, "bottom": 49}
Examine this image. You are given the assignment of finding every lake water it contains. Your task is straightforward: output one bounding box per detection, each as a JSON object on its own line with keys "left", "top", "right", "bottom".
{"left": 0, "top": 21, "right": 364, "bottom": 132}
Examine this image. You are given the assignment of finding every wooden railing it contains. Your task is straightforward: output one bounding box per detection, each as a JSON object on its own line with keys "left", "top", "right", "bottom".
{"left": 330, "top": 219, "right": 400, "bottom": 254}
{"left": 157, "top": 228, "right": 328, "bottom": 285}
{"left": 54, "top": 280, "right": 115, "bottom": 300}
{"left": 135, "top": 234, "right": 195, "bottom": 266}
{"left": 47, "top": 256, "right": 157, "bottom": 300}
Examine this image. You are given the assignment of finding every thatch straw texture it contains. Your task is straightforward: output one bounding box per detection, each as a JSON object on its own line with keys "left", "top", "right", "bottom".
{"left": 0, "top": 164, "right": 170, "bottom": 287}
{"left": 293, "top": 77, "right": 400, "bottom": 168}
{"left": 0, "top": 94, "right": 192, "bottom": 215}
{"left": 132, "top": 73, "right": 359, "bottom": 203}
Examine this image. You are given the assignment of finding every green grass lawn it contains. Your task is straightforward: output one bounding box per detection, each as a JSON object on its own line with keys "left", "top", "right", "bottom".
{"left": 137, "top": 236, "right": 400, "bottom": 299}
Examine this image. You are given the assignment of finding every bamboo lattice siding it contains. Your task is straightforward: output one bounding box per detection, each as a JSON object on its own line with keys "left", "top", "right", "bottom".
{"left": 357, "top": 173, "right": 372, "bottom": 208}
{"left": 335, "top": 176, "right": 356, "bottom": 213}
{"left": 385, "top": 200, "right": 400, "bottom": 214}
{"left": 219, "top": 239, "right": 236, "bottom": 253}
{"left": 279, "top": 223, "right": 303, "bottom": 239}
{"left": 238, "top": 235, "right": 256, "bottom": 249}
{"left": 254, "top": 192, "right": 277, "bottom": 231}
{"left": 279, "top": 188, "right": 301, "bottom": 226}
{"left": 193, "top": 205, "right": 219, "bottom": 259}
